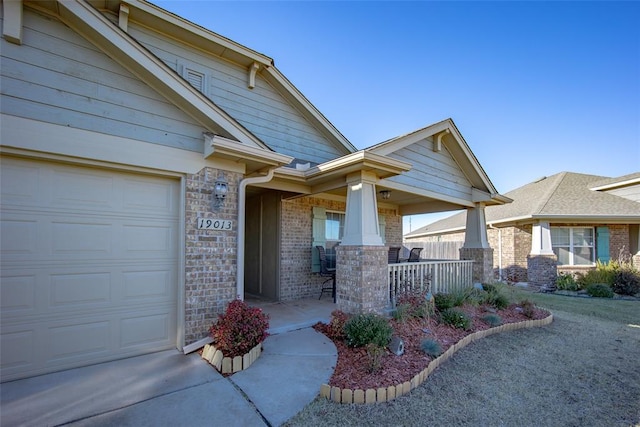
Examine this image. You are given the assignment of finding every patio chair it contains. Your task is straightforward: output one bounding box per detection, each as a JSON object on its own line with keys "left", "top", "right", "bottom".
{"left": 316, "top": 245, "right": 336, "bottom": 301}
{"left": 407, "top": 247, "right": 423, "bottom": 262}
{"left": 388, "top": 246, "right": 401, "bottom": 264}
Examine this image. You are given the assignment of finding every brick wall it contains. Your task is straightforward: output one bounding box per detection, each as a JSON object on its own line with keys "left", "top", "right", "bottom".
{"left": 609, "top": 224, "right": 631, "bottom": 261}
{"left": 184, "top": 167, "right": 241, "bottom": 345}
{"left": 279, "top": 196, "right": 400, "bottom": 301}
{"left": 336, "top": 245, "right": 389, "bottom": 314}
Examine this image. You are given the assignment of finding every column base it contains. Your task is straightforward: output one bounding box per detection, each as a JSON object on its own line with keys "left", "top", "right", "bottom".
{"left": 336, "top": 245, "right": 388, "bottom": 315}
{"left": 527, "top": 254, "right": 557, "bottom": 290}
{"left": 460, "top": 247, "right": 494, "bottom": 284}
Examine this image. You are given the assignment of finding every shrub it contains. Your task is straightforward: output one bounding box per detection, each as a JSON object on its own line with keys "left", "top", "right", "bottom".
{"left": 612, "top": 268, "right": 640, "bottom": 296}
{"left": 434, "top": 293, "right": 455, "bottom": 311}
{"left": 440, "top": 308, "right": 472, "bottom": 330}
{"left": 585, "top": 283, "right": 614, "bottom": 298}
{"left": 326, "top": 310, "right": 349, "bottom": 340}
{"left": 483, "top": 288, "right": 510, "bottom": 310}
{"left": 395, "top": 290, "right": 430, "bottom": 319}
{"left": 366, "top": 344, "right": 385, "bottom": 373}
{"left": 519, "top": 299, "right": 536, "bottom": 319}
{"left": 481, "top": 313, "right": 502, "bottom": 327}
{"left": 556, "top": 272, "right": 579, "bottom": 291}
{"left": 209, "top": 299, "right": 269, "bottom": 358}
{"left": 420, "top": 339, "right": 442, "bottom": 357}
{"left": 578, "top": 269, "right": 615, "bottom": 288}
{"left": 344, "top": 313, "right": 393, "bottom": 348}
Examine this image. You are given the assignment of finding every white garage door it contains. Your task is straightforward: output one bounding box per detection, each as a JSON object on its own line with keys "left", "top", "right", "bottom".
{"left": 1, "top": 157, "right": 180, "bottom": 382}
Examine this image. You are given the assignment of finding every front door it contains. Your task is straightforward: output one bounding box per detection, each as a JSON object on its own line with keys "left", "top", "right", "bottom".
{"left": 244, "top": 192, "right": 280, "bottom": 300}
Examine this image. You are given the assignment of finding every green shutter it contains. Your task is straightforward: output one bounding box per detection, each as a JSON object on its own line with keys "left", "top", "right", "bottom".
{"left": 311, "top": 207, "right": 326, "bottom": 273}
{"left": 378, "top": 215, "right": 386, "bottom": 244}
{"left": 596, "top": 227, "right": 610, "bottom": 263}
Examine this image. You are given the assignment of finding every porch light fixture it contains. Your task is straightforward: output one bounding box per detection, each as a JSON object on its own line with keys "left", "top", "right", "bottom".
{"left": 379, "top": 190, "right": 391, "bottom": 200}
{"left": 212, "top": 178, "right": 228, "bottom": 210}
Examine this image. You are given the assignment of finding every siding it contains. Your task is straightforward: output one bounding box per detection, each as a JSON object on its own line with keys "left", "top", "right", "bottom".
{"left": 129, "top": 24, "right": 345, "bottom": 164}
{"left": 384, "top": 136, "right": 473, "bottom": 201}
{"left": 0, "top": 10, "right": 205, "bottom": 152}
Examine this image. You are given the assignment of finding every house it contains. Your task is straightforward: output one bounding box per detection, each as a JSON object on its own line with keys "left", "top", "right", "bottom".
{"left": 405, "top": 172, "right": 640, "bottom": 286}
{"left": 0, "top": 0, "right": 508, "bottom": 382}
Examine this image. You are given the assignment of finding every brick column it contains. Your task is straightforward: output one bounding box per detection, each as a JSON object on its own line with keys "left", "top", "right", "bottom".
{"left": 336, "top": 245, "right": 388, "bottom": 315}
{"left": 527, "top": 254, "right": 557, "bottom": 290}
{"left": 460, "top": 247, "right": 494, "bottom": 284}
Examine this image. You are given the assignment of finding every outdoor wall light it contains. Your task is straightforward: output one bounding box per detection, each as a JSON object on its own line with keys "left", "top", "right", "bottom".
{"left": 212, "top": 178, "right": 228, "bottom": 209}
{"left": 379, "top": 190, "right": 391, "bottom": 200}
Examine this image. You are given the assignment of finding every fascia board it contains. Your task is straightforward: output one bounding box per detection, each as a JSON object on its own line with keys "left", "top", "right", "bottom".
{"left": 590, "top": 178, "right": 640, "bottom": 191}
{"left": 116, "top": 0, "right": 273, "bottom": 68}
{"left": 205, "top": 134, "right": 293, "bottom": 167}
{"left": 261, "top": 67, "right": 357, "bottom": 154}
{"left": 305, "top": 151, "right": 411, "bottom": 183}
{"left": 55, "top": 0, "right": 268, "bottom": 150}
{"left": 533, "top": 215, "right": 640, "bottom": 223}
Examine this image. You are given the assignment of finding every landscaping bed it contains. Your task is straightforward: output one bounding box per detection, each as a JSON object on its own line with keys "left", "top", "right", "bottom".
{"left": 315, "top": 302, "right": 549, "bottom": 392}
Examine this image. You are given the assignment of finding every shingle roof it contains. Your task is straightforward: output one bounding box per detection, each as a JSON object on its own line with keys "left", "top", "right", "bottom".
{"left": 405, "top": 171, "right": 640, "bottom": 237}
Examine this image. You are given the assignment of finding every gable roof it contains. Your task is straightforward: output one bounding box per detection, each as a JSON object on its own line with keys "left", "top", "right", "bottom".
{"left": 405, "top": 171, "right": 640, "bottom": 238}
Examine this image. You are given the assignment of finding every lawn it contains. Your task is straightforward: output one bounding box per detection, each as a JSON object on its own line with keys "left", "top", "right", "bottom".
{"left": 285, "top": 286, "right": 640, "bottom": 427}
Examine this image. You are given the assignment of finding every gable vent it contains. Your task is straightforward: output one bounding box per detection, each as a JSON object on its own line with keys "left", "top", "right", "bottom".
{"left": 185, "top": 69, "right": 205, "bottom": 93}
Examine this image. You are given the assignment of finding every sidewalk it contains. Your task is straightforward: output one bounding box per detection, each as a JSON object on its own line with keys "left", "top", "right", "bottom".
{"left": 0, "top": 327, "right": 337, "bottom": 427}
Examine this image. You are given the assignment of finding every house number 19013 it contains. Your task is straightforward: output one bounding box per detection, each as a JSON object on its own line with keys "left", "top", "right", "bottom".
{"left": 197, "top": 218, "right": 232, "bottom": 231}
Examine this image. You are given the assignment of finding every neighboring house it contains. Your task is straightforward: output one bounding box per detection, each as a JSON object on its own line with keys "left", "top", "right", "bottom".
{"left": 405, "top": 172, "right": 640, "bottom": 286}
{"left": 0, "top": 0, "right": 508, "bottom": 381}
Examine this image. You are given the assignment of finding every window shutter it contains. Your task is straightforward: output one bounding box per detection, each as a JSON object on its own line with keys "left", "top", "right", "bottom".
{"left": 311, "top": 207, "right": 326, "bottom": 273}
{"left": 596, "top": 227, "right": 610, "bottom": 263}
{"left": 378, "top": 215, "right": 386, "bottom": 244}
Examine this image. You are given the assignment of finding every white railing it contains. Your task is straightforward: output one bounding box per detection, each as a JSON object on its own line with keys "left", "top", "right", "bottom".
{"left": 388, "top": 260, "right": 474, "bottom": 307}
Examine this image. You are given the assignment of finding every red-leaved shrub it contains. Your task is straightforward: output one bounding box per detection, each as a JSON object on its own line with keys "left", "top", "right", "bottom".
{"left": 209, "top": 299, "right": 269, "bottom": 358}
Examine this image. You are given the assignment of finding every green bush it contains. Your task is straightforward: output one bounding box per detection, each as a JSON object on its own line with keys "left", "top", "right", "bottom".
{"left": 556, "top": 272, "right": 579, "bottom": 291}
{"left": 420, "top": 338, "right": 442, "bottom": 357}
{"left": 577, "top": 269, "right": 615, "bottom": 288}
{"left": 344, "top": 313, "right": 393, "bottom": 348}
{"left": 365, "top": 343, "right": 385, "bottom": 373}
{"left": 612, "top": 268, "right": 640, "bottom": 296}
{"left": 481, "top": 313, "right": 502, "bottom": 327}
{"left": 585, "top": 283, "right": 614, "bottom": 298}
{"left": 483, "top": 288, "right": 510, "bottom": 310}
{"left": 434, "top": 293, "right": 455, "bottom": 311}
{"left": 440, "top": 308, "right": 472, "bottom": 330}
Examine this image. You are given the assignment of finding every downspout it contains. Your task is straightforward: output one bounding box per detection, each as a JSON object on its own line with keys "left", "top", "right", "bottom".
{"left": 237, "top": 168, "right": 276, "bottom": 300}
{"left": 489, "top": 223, "right": 502, "bottom": 282}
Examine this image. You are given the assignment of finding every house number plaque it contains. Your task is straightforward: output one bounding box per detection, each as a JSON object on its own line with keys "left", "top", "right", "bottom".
{"left": 197, "top": 218, "right": 232, "bottom": 231}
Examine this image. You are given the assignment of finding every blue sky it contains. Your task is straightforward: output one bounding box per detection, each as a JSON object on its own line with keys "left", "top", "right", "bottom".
{"left": 154, "top": 1, "right": 639, "bottom": 232}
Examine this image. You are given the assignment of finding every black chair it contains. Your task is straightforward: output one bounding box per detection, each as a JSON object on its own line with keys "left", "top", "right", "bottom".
{"left": 316, "top": 245, "right": 336, "bottom": 301}
{"left": 388, "top": 246, "right": 401, "bottom": 264}
{"left": 408, "top": 247, "right": 423, "bottom": 262}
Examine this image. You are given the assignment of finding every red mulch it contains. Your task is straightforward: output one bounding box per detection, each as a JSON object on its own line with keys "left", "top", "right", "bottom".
{"left": 314, "top": 304, "right": 549, "bottom": 390}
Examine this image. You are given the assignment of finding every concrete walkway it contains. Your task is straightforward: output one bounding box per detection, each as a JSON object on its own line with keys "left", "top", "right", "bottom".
{"left": 0, "top": 327, "right": 337, "bottom": 427}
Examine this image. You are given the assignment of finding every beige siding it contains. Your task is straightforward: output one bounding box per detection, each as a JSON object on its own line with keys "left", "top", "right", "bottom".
{"left": 0, "top": 10, "right": 205, "bottom": 152}
{"left": 129, "top": 25, "right": 344, "bottom": 163}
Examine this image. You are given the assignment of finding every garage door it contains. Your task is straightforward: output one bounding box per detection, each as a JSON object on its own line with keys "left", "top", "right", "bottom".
{"left": 1, "top": 157, "right": 180, "bottom": 382}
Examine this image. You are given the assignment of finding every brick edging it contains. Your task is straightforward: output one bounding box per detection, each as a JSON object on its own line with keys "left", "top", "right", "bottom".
{"left": 320, "top": 312, "right": 554, "bottom": 404}
{"left": 201, "top": 342, "right": 262, "bottom": 374}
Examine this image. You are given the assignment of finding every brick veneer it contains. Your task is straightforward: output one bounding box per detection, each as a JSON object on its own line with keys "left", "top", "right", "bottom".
{"left": 459, "top": 247, "right": 494, "bottom": 283}
{"left": 527, "top": 254, "right": 557, "bottom": 289}
{"left": 336, "top": 245, "right": 389, "bottom": 314}
{"left": 184, "top": 167, "right": 240, "bottom": 345}
{"left": 279, "top": 196, "right": 401, "bottom": 301}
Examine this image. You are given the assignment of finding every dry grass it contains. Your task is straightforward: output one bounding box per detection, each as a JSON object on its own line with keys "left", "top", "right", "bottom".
{"left": 285, "top": 287, "right": 640, "bottom": 427}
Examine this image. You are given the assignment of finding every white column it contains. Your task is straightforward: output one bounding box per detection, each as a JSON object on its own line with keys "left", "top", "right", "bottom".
{"left": 341, "top": 171, "right": 384, "bottom": 246}
{"left": 463, "top": 203, "right": 490, "bottom": 249}
{"left": 530, "top": 221, "right": 554, "bottom": 255}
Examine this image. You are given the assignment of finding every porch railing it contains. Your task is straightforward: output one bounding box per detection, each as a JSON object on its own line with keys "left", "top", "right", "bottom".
{"left": 388, "top": 260, "right": 474, "bottom": 307}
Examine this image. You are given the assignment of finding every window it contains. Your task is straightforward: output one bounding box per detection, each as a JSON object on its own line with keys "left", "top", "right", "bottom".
{"left": 325, "top": 211, "right": 345, "bottom": 268}
{"left": 551, "top": 227, "right": 595, "bottom": 266}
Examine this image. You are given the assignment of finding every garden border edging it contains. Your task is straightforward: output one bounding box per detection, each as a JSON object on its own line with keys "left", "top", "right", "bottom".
{"left": 320, "top": 312, "right": 554, "bottom": 404}
{"left": 201, "top": 342, "right": 262, "bottom": 374}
